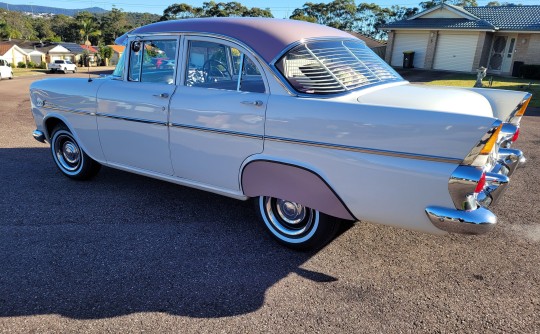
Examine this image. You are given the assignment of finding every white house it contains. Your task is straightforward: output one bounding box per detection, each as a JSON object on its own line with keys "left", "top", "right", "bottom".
{"left": 0, "top": 43, "right": 27, "bottom": 66}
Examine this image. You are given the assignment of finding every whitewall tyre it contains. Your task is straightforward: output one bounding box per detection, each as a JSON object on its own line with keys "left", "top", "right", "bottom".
{"left": 256, "top": 196, "right": 340, "bottom": 251}
{"left": 50, "top": 125, "right": 101, "bottom": 180}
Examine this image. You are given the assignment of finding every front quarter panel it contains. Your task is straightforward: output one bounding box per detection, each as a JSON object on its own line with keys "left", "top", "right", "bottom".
{"left": 30, "top": 78, "right": 107, "bottom": 162}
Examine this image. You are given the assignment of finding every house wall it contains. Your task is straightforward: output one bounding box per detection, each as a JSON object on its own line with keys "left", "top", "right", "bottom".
{"left": 3, "top": 47, "right": 27, "bottom": 65}
{"left": 421, "top": 9, "right": 464, "bottom": 19}
{"left": 514, "top": 33, "right": 540, "bottom": 66}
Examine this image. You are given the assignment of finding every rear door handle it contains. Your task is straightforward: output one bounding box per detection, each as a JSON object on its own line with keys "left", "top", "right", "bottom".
{"left": 241, "top": 100, "right": 263, "bottom": 107}
{"left": 153, "top": 93, "right": 169, "bottom": 98}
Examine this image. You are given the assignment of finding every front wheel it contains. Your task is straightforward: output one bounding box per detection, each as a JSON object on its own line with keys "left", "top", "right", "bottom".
{"left": 50, "top": 125, "right": 101, "bottom": 180}
{"left": 63, "top": 67, "right": 68, "bottom": 74}
{"left": 73, "top": 67, "right": 77, "bottom": 73}
{"left": 256, "top": 196, "right": 340, "bottom": 251}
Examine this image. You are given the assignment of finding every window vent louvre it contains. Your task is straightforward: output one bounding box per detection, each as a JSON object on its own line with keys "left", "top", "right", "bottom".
{"left": 277, "top": 40, "right": 403, "bottom": 95}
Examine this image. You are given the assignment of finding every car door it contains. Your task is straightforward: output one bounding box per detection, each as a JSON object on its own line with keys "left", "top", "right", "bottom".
{"left": 96, "top": 37, "right": 179, "bottom": 175}
{"left": 169, "top": 36, "right": 268, "bottom": 191}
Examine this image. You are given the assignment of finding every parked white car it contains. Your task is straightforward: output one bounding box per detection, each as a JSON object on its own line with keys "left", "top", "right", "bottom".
{"left": 0, "top": 56, "right": 13, "bottom": 80}
{"left": 49, "top": 59, "right": 77, "bottom": 74}
{"left": 29, "top": 18, "right": 529, "bottom": 250}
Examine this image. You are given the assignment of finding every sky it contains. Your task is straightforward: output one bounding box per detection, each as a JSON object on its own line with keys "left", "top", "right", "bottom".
{"left": 3, "top": 0, "right": 540, "bottom": 17}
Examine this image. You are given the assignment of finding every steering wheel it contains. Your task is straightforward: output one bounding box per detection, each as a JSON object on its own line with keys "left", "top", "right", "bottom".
{"left": 202, "top": 59, "right": 232, "bottom": 82}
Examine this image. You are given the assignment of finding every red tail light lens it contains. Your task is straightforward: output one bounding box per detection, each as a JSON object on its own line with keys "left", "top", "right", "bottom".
{"left": 474, "top": 172, "right": 486, "bottom": 194}
{"left": 511, "top": 128, "right": 520, "bottom": 143}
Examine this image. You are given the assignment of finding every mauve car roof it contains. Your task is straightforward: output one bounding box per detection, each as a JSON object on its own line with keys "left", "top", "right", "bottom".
{"left": 119, "top": 17, "right": 355, "bottom": 63}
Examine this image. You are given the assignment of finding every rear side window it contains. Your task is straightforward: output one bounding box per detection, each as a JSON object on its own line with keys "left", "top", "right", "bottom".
{"left": 54, "top": 60, "right": 64, "bottom": 64}
{"left": 275, "top": 39, "right": 403, "bottom": 95}
{"left": 185, "top": 40, "right": 265, "bottom": 93}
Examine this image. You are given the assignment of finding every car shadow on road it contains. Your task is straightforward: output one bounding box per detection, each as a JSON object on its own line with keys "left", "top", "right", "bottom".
{"left": 0, "top": 147, "right": 344, "bottom": 319}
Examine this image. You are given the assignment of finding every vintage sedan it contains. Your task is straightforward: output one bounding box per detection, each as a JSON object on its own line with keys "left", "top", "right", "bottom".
{"left": 29, "top": 18, "right": 530, "bottom": 250}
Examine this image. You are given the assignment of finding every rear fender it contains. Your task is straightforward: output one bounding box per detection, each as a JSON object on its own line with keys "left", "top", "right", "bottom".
{"left": 241, "top": 160, "right": 356, "bottom": 221}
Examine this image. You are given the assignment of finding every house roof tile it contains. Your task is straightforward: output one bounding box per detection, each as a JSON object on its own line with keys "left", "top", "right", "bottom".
{"left": 464, "top": 5, "right": 540, "bottom": 31}
{"left": 383, "top": 5, "right": 540, "bottom": 32}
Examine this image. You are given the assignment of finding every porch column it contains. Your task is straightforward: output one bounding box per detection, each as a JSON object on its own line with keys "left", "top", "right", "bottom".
{"left": 424, "top": 30, "right": 439, "bottom": 69}
{"left": 384, "top": 31, "right": 395, "bottom": 65}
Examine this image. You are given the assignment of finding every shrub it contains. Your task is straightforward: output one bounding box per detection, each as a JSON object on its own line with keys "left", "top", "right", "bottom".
{"left": 17, "top": 61, "right": 27, "bottom": 68}
{"left": 519, "top": 65, "right": 540, "bottom": 80}
{"left": 27, "top": 61, "right": 36, "bottom": 68}
{"left": 40, "top": 62, "right": 47, "bottom": 69}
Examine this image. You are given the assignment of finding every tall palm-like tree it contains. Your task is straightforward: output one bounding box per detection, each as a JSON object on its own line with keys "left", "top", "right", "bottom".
{"left": 78, "top": 15, "right": 101, "bottom": 45}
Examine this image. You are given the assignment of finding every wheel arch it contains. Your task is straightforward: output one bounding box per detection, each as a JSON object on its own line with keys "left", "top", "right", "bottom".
{"left": 241, "top": 159, "right": 356, "bottom": 221}
{"left": 42, "top": 114, "right": 100, "bottom": 163}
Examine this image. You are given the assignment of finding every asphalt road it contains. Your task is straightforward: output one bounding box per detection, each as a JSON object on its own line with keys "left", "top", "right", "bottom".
{"left": 0, "top": 72, "right": 539, "bottom": 333}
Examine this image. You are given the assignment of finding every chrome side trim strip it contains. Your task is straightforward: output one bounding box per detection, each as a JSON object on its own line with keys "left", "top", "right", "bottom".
{"left": 265, "top": 135, "right": 462, "bottom": 164}
{"left": 170, "top": 123, "right": 263, "bottom": 140}
{"left": 43, "top": 104, "right": 95, "bottom": 116}
{"left": 96, "top": 113, "right": 168, "bottom": 126}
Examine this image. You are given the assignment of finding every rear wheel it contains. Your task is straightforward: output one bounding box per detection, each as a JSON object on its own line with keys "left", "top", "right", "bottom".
{"left": 256, "top": 196, "right": 340, "bottom": 251}
{"left": 50, "top": 125, "right": 101, "bottom": 180}
{"left": 73, "top": 67, "right": 77, "bottom": 73}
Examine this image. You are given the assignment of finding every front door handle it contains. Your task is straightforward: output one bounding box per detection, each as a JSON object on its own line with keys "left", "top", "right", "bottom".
{"left": 241, "top": 100, "right": 263, "bottom": 107}
{"left": 153, "top": 93, "right": 169, "bottom": 98}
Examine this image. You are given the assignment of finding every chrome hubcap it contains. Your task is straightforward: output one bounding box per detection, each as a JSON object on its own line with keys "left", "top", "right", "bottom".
{"left": 54, "top": 133, "right": 82, "bottom": 172}
{"left": 276, "top": 199, "right": 306, "bottom": 225}
{"left": 263, "top": 197, "right": 315, "bottom": 237}
{"left": 62, "top": 142, "right": 80, "bottom": 164}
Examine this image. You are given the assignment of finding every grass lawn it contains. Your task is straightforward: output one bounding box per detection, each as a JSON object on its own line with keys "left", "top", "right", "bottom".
{"left": 12, "top": 68, "right": 49, "bottom": 77}
{"left": 425, "top": 74, "right": 540, "bottom": 108}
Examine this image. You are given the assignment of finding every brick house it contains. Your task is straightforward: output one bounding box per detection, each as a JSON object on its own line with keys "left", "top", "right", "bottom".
{"left": 382, "top": 4, "right": 540, "bottom": 75}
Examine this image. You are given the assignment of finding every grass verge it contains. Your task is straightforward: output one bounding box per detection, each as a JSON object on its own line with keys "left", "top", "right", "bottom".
{"left": 425, "top": 74, "right": 540, "bottom": 108}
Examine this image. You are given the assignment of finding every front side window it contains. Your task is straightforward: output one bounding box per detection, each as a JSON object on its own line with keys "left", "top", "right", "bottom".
{"left": 275, "top": 39, "right": 403, "bottom": 95}
{"left": 185, "top": 40, "right": 265, "bottom": 93}
{"left": 128, "top": 39, "right": 177, "bottom": 84}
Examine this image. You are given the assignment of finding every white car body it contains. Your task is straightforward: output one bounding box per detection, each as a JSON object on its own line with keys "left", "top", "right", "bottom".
{"left": 0, "top": 56, "right": 13, "bottom": 80}
{"left": 29, "top": 18, "right": 530, "bottom": 249}
{"left": 49, "top": 60, "right": 77, "bottom": 73}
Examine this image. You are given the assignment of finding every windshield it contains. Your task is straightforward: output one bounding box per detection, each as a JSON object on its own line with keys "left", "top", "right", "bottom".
{"left": 112, "top": 50, "right": 126, "bottom": 78}
{"left": 275, "top": 39, "right": 403, "bottom": 95}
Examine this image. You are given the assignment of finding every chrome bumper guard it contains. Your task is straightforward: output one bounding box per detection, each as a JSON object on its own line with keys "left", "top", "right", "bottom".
{"left": 426, "top": 149, "right": 525, "bottom": 235}
{"left": 425, "top": 206, "right": 496, "bottom": 234}
{"left": 32, "top": 130, "right": 46, "bottom": 143}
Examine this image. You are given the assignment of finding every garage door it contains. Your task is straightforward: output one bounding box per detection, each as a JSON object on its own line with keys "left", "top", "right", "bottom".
{"left": 433, "top": 33, "right": 479, "bottom": 72}
{"left": 390, "top": 32, "right": 430, "bottom": 68}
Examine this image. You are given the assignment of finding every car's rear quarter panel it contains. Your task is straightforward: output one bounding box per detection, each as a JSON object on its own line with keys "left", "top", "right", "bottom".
{"left": 260, "top": 93, "right": 498, "bottom": 233}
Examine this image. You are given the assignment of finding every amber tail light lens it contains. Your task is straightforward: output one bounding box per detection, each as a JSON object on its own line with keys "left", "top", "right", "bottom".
{"left": 515, "top": 95, "right": 531, "bottom": 117}
{"left": 480, "top": 124, "right": 503, "bottom": 155}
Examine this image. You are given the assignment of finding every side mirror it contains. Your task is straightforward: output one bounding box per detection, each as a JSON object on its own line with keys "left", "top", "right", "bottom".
{"left": 132, "top": 41, "right": 141, "bottom": 53}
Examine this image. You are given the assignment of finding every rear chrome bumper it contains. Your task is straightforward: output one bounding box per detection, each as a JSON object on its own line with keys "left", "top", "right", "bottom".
{"left": 426, "top": 149, "right": 525, "bottom": 235}
{"left": 425, "top": 206, "right": 496, "bottom": 234}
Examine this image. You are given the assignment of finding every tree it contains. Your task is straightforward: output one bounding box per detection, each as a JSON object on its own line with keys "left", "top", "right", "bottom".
{"left": 419, "top": 0, "right": 478, "bottom": 10}
{"left": 76, "top": 11, "right": 101, "bottom": 45}
{"left": 160, "top": 2, "right": 273, "bottom": 20}
{"left": 98, "top": 44, "right": 113, "bottom": 66}
{"left": 290, "top": 0, "right": 357, "bottom": 30}
{"left": 100, "top": 8, "right": 128, "bottom": 44}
